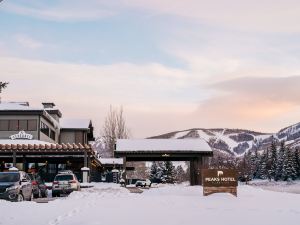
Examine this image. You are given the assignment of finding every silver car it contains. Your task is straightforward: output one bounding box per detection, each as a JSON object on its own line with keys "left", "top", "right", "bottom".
{"left": 52, "top": 171, "right": 80, "bottom": 197}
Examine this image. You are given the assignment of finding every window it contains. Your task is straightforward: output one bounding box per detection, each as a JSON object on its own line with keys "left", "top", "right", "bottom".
{"left": 0, "top": 119, "right": 38, "bottom": 131}
{"left": 48, "top": 164, "right": 56, "bottom": 174}
{"left": 40, "top": 122, "right": 49, "bottom": 136}
{"left": 28, "top": 120, "right": 37, "bottom": 131}
{"left": 9, "top": 120, "right": 18, "bottom": 131}
{"left": 19, "top": 120, "right": 27, "bottom": 130}
{"left": 0, "top": 120, "right": 9, "bottom": 131}
{"left": 50, "top": 129, "right": 55, "bottom": 140}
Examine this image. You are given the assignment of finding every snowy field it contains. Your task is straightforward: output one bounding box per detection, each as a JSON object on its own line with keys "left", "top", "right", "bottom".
{"left": 249, "top": 180, "right": 300, "bottom": 194}
{"left": 0, "top": 183, "right": 299, "bottom": 225}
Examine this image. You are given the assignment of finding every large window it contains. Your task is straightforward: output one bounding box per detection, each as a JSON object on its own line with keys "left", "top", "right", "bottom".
{"left": 0, "top": 120, "right": 38, "bottom": 131}
{"left": 19, "top": 120, "right": 27, "bottom": 130}
{"left": 28, "top": 120, "right": 37, "bottom": 131}
{"left": 50, "top": 129, "right": 55, "bottom": 140}
{"left": 40, "top": 122, "right": 56, "bottom": 141}
{"left": 9, "top": 120, "right": 18, "bottom": 131}
{"left": 40, "top": 122, "right": 50, "bottom": 136}
{"left": 0, "top": 120, "right": 9, "bottom": 131}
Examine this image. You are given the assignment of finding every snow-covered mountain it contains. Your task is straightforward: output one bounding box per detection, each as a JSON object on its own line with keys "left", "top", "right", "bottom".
{"left": 149, "top": 122, "right": 300, "bottom": 156}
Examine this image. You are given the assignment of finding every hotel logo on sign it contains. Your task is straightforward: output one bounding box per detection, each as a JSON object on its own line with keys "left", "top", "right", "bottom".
{"left": 10, "top": 131, "right": 33, "bottom": 140}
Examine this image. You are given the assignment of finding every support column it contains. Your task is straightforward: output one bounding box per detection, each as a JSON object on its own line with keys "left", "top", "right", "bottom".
{"left": 190, "top": 159, "right": 195, "bottom": 186}
{"left": 13, "top": 150, "right": 16, "bottom": 167}
{"left": 81, "top": 150, "right": 90, "bottom": 183}
{"left": 22, "top": 156, "right": 27, "bottom": 172}
{"left": 190, "top": 157, "right": 203, "bottom": 186}
{"left": 84, "top": 150, "right": 88, "bottom": 168}
{"left": 122, "top": 157, "right": 127, "bottom": 186}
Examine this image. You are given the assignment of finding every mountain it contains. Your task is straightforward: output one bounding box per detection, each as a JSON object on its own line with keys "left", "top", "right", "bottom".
{"left": 149, "top": 122, "right": 300, "bottom": 157}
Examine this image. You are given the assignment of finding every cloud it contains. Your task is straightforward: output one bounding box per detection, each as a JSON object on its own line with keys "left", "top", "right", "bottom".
{"left": 2, "top": 0, "right": 116, "bottom": 22}
{"left": 194, "top": 76, "right": 300, "bottom": 130}
{"left": 122, "top": 0, "right": 300, "bottom": 33}
{"left": 1, "top": 56, "right": 300, "bottom": 136}
{"left": 3, "top": 0, "right": 300, "bottom": 33}
{"left": 14, "top": 34, "right": 43, "bottom": 49}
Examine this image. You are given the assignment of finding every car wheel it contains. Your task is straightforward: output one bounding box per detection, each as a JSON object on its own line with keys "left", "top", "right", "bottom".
{"left": 17, "top": 194, "right": 24, "bottom": 202}
{"left": 29, "top": 192, "right": 34, "bottom": 201}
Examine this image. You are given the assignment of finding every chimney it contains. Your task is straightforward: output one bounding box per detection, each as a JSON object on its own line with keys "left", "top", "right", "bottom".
{"left": 42, "top": 102, "right": 56, "bottom": 109}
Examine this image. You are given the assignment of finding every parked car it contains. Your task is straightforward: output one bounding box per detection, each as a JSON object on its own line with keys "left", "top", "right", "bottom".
{"left": 0, "top": 171, "right": 33, "bottom": 202}
{"left": 28, "top": 173, "right": 48, "bottom": 198}
{"left": 135, "top": 179, "right": 152, "bottom": 188}
{"left": 52, "top": 171, "right": 80, "bottom": 197}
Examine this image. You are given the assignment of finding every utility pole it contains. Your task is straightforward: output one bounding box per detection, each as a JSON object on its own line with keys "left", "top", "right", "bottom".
{"left": 0, "top": 81, "right": 9, "bottom": 103}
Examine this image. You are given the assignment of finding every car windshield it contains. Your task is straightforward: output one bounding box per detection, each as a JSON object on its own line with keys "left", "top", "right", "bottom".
{"left": 54, "top": 175, "right": 73, "bottom": 181}
{"left": 0, "top": 173, "right": 20, "bottom": 182}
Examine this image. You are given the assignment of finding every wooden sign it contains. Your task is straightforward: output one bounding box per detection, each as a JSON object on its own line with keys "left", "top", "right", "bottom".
{"left": 202, "top": 169, "right": 238, "bottom": 196}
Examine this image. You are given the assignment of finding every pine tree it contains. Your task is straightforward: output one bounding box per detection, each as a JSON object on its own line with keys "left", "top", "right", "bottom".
{"left": 250, "top": 149, "right": 259, "bottom": 179}
{"left": 289, "top": 149, "right": 298, "bottom": 180}
{"left": 163, "top": 161, "right": 175, "bottom": 183}
{"left": 294, "top": 148, "right": 300, "bottom": 179}
{"left": 175, "top": 165, "right": 185, "bottom": 183}
{"left": 270, "top": 139, "right": 277, "bottom": 180}
{"left": 282, "top": 148, "right": 297, "bottom": 181}
{"left": 257, "top": 150, "right": 268, "bottom": 179}
{"left": 275, "top": 141, "right": 285, "bottom": 181}
{"left": 149, "top": 162, "right": 158, "bottom": 181}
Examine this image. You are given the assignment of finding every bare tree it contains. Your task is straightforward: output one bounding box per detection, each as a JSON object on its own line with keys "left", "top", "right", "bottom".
{"left": 100, "top": 106, "right": 130, "bottom": 157}
{"left": 0, "top": 82, "right": 9, "bottom": 103}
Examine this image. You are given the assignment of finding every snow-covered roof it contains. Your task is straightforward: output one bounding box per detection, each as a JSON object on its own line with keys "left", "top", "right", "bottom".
{"left": 60, "top": 119, "right": 90, "bottom": 129}
{"left": 0, "top": 139, "right": 54, "bottom": 145}
{"left": 99, "top": 158, "right": 124, "bottom": 165}
{"left": 0, "top": 102, "right": 42, "bottom": 111}
{"left": 116, "top": 139, "right": 212, "bottom": 152}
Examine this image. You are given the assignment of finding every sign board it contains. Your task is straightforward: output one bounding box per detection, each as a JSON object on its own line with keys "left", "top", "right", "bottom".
{"left": 202, "top": 169, "right": 238, "bottom": 196}
{"left": 10, "top": 131, "right": 33, "bottom": 140}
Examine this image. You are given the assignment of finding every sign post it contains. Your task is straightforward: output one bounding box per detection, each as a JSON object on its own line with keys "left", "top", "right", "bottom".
{"left": 202, "top": 169, "right": 238, "bottom": 197}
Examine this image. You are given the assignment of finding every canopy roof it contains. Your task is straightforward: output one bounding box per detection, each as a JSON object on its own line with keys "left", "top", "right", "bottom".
{"left": 115, "top": 139, "right": 212, "bottom": 153}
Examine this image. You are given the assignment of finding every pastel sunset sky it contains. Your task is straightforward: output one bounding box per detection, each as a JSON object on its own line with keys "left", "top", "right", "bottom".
{"left": 1, "top": 0, "right": 300, "bottom": 137}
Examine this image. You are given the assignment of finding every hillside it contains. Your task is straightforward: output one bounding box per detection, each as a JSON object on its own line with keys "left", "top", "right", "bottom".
{"left": 149, "top": 122, "right": 300, "bottom": 156}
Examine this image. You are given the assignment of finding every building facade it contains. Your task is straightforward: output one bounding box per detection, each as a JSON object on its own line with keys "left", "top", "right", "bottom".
{"left": 0, "top": 102, "right": 100, "bottom": 182}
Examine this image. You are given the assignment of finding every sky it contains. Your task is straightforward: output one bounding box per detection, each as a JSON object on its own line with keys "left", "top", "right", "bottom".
{"left": 1, "top": 0, "right": 300, "bottom": 138}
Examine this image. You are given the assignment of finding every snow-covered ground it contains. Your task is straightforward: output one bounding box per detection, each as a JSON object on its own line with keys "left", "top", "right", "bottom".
{"left": 249, "top": 180, "right": 300, "bottom": 194}
{"left": 0, "top": 183, "right": 299, "bottom": 225}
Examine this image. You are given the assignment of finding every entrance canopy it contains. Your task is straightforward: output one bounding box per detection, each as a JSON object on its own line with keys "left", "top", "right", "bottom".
{"left": 115, "top": 139, "right": 213, "bottom": 161}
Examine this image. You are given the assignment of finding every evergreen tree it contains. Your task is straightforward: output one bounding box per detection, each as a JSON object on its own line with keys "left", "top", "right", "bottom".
{"left": 149, "top": 162, "right": 158, "bottom": 180}
{"left": 270, "top": 140, "right": 278, "bottom": 180}
{"left": 174, "top": 165, "right": 185, "bottom": 183}
{"left": 250, "top": 149, "right": 259, "bottom": 179}
{"left": 163, "top": 161, "right": 175, "bottom": 183}
{"left": 294, "top": 148, "right": 300, "bottom": 179}
{"left": 275, "top": 141, "right": 285, "bottom": 181}
{"left": 282, "top": 148, "right": 297, "bottom": 181}
{"left": 257, "top": 149, "right": 268, "bottom": 179}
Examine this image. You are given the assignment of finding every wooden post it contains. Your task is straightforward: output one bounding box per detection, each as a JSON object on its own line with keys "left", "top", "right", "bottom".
{"left": 196, "top": 157, "right": 203, "bottom": 185}
{"left": 190, "top": 157, "right": 203, "bottom": 185}
{"left": 190, "top": 159, "right": 195, "bottom": 186}
{"left": 13, "top": 150, "right": 16, "bottom": 167}
{"left": 123, "top": 157, "right": 127, "bottom": 186}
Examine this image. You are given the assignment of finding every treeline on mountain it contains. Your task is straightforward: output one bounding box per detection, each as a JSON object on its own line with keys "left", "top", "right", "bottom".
{"left": 210, "top": 138, "right": 300, "bottom": 181}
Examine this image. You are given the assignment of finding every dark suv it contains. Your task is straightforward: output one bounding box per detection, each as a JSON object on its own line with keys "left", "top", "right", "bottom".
{"left": 0, "top": 171, "right": 33, "bottom": 202}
